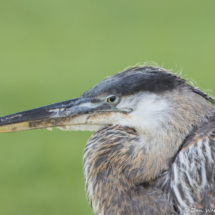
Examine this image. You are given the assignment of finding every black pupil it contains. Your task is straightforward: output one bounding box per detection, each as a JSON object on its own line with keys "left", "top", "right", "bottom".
{"left": 109, "top": 96, "right": 116, "bottom": 102}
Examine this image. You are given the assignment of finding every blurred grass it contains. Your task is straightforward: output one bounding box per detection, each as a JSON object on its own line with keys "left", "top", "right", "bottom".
{"left": 0, "top": 0, "right": 215, "bottom": 214}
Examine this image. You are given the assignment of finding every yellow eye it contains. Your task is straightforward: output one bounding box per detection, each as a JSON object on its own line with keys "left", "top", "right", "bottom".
{"left": 106, "top": 95, "right": 116, "bottom": 103}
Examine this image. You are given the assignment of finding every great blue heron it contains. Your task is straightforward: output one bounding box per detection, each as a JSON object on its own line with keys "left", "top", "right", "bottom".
{"left": 0, "top": 66, "right": 215, "bottom": 215}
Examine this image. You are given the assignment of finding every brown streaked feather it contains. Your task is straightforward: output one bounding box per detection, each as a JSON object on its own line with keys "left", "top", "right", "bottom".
{"left": 84, "top": 125, "right": 177, "bottom": 215}
{"left": 170, "top": 115, "right": 215, "bottom": 214}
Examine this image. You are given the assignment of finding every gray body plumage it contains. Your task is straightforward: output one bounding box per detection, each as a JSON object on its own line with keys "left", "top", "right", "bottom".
{"left": 0, "top": 65, "right": 215, "bottom": 214}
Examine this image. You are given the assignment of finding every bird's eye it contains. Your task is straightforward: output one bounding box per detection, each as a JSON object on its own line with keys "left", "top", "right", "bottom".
{"left": 106, "top": 95, "right": 116, "bottom": 103}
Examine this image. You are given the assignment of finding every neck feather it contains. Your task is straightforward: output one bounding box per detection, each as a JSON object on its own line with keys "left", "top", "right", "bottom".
{"left": 84, "top": 126, "right": 178, "bottom": 214}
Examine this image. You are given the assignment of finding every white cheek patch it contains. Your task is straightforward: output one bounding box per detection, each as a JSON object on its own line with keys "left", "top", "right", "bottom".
{"left": 116, "top": 92, "right": 171, "bottom": 133}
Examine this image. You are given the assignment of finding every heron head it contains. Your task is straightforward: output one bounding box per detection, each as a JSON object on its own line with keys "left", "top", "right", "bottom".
{"left": 0, "top": 66, "right": 214, "bottom": 134}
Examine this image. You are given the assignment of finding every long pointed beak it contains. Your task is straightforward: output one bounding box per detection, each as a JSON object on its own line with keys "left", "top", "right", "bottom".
{"left": 0, "top": 97, "right": 112, "bottom": 133}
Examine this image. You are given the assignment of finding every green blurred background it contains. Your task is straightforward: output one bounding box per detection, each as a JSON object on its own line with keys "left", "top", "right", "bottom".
{"left": 0, "top": 0, "right": 215, "bottom": 214}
